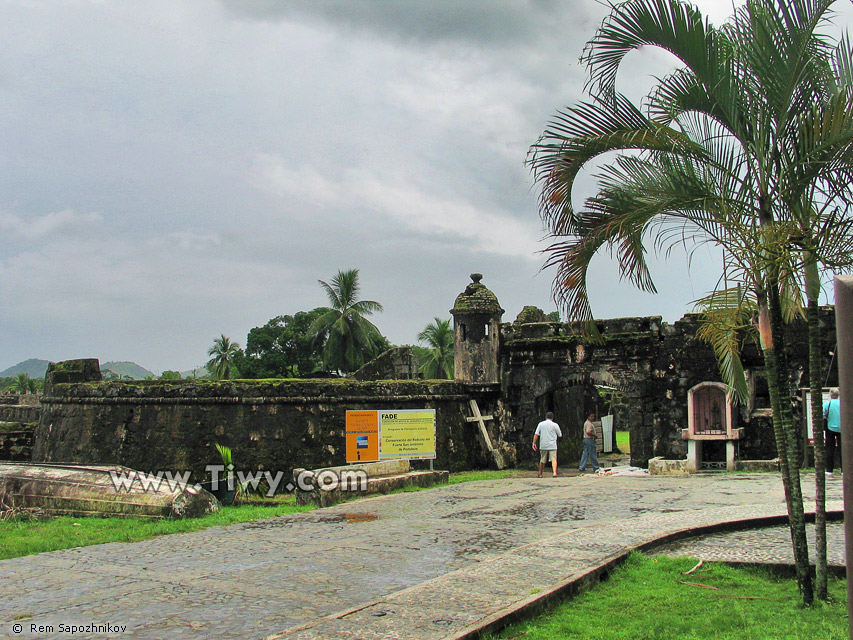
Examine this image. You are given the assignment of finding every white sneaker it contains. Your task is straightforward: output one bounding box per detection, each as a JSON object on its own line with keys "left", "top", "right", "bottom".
{"left": 826, "top": 471, "right": 833, "bottom": 477}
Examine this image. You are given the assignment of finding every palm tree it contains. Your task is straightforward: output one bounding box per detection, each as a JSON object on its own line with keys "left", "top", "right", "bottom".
{"left": 527, "top": 0, "right": 853, "bottom": 603}
{"left": 308, "top": 269, "right": 385, "bottom": 374}
{"left": 417, "top": 318, "right": 454, "bottom": 379}
{"left": 206, "top": 335, "right": 242, "bottom": 380}
{"left": 10, "top": 372, "right": 32, "bottom": 394}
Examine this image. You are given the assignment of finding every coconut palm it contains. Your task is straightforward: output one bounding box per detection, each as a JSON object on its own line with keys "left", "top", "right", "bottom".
{"left": 527, "top": 0, "right": 853, "bottom": 603}
{"left": 417, "top": 318, "right": 454, "bottom": 379}
{"left": 206, "top": 334, "right": 242, "bottom": 380}
{"left": 10, "top": 372, "right": 34, "bottom": 394}
{"left": 308, "top": 269, "right": 385, "bottom": 374}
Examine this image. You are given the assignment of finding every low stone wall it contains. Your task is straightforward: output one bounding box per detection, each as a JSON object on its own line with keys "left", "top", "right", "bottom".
{"left": 648, "top": 457, "right": 688, "bottom": 475}
{"left": 293, "top": 460, "right": 448, "bottom": 507}
{"left": 0, "top": 394, "right": 40, "bottom": 406}
{"left": 0, "top": 423, "right": 36, "bottom": 461}
{"left": 0, "top": 405, "right": 41, "bottom": 423}
{"left": 34, "top": 376, "right": 506, "bottom": 479}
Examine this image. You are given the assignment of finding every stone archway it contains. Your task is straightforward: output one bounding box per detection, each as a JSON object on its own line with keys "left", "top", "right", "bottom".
{"left": 534, "top": 382, "right": 599, "bottom": 465}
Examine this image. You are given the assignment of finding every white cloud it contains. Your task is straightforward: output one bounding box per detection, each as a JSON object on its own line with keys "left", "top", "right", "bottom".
{"left": 0, "top": 0, "right": 841, "bottom": 373}
{"left": 251, "top": 154, "right": 540, "bottom": 257}
{"left": 148, "top": 231, "right": 223, "bottom": 251}
{"left": 0, "top": 210, "right": 102, "bottom": 240}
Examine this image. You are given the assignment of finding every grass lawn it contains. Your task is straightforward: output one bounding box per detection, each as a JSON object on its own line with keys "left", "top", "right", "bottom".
{"left": 0, "top": 499, "right": 311, "bottom": 560}
{"left": 489, "top": 553, "right": 848, "bottom": 640}
{"left": 0, "top": 469, "right": 521, "bottom": 559}
{"left": 616, "top": 429, "right": 630, "bottom": 453}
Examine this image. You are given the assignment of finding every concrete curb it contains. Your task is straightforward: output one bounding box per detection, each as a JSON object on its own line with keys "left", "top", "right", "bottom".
{"left": 452, "top": 508, "right": 845, "bottom": 640}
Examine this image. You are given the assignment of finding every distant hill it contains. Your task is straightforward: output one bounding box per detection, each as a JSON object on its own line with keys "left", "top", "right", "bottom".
{"left": 1, "top": 359, "right": 157, "bottom": 381}
{"left": 180, "top": 366, "right": 210, "bottom": 379}
{"left": 0, "top": 359, "right": 50, "bottom": 379}
{"left": 101, "top": 361, "right": 155, "bottom": 380}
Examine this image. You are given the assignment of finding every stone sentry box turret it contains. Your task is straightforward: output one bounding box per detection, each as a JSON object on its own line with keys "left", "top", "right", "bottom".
{"left": 450, "top": 274, "right": 504, "bottom": 384}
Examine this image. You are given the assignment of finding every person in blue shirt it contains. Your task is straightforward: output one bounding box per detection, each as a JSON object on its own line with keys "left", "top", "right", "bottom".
{"left": 823, "top": 389, "right": 841, "bottom": 476}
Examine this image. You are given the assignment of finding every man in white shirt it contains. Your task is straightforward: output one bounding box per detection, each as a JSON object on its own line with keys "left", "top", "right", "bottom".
{"left": 532, "top": 411, "right": 562, "bottom": 477}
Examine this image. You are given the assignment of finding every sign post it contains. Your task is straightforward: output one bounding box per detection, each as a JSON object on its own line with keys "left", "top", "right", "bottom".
{"left": 833, "top": 275, "right": 853, "bottom": 640}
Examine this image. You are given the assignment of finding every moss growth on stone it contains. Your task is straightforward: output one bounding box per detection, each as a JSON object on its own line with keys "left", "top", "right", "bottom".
{"left": 514, "top": 306, "right": 548, "bottom": 323}
{"left": 451, "top": 274, "right": 504, "bottom": 315}
{"left": 0, "top": 422, "right": 37, "bottom": 433}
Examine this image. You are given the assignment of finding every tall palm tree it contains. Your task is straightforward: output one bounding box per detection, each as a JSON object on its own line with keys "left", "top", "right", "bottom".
{"left": 417, "top": 317, "right": 454, "bottom": 379}
{"left": 10, "top": 372, "right": 32, "bottom": 394}
{"left": 206, "top": 334, "right": 242, "bottom": 380}
{"left": 527, "top": 0, "right": 853, "bottom": 603}
{"left": 308, "top": 269, "right": 385, "bottom": 374}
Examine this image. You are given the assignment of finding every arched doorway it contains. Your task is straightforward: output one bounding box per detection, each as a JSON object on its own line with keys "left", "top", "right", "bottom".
{"left": 534, "top": 383, "right": 598, "bottom": 465}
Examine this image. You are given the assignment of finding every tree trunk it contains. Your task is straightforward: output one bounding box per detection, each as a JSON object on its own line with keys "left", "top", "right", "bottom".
{"left": 806, "top": 259, "right": 828, "bottom": 600}
{"left": 762, "top": 283, "right": 814, "bottom": 604}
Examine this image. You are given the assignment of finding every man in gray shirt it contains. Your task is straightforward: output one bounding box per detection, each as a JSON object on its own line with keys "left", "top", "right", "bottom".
{"left": 533, "top": 411, "right": 562, "bottom": 477}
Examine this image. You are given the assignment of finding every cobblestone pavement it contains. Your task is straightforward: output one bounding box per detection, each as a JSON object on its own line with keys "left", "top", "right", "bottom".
{"left": 0, "top": 471, "right": 844, "bottom": 640}
{"left": 652, "top": 521, "right": 847, "bottom": 568}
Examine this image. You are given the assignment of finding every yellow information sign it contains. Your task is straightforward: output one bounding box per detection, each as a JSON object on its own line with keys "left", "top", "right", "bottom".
{"left": 345, "top": 409, "right": 436, "bottom": 462}
{"left": 379, "top": 409, "right": 436, "bottom": 460}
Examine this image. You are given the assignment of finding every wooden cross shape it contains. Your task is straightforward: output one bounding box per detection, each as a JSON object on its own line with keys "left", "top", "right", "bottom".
{"left": 466, "top": 399, "right": 505, "bottom": 469}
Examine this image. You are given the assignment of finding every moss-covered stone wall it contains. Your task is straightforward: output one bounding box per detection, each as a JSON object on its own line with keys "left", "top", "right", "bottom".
{"left": 0, "top": 422, "right": 36, "bottom": 461}
{"left": 30, "top": 306, "right": 837, "bottom": 475}
{"left": 34, "top": 377, "right": 503, "bottom": 477}
{"left": 0, "top": 404, "right": 41, "bottom": 423}
{"left": 499, "top": 308, "right": 838, "bottom": 467}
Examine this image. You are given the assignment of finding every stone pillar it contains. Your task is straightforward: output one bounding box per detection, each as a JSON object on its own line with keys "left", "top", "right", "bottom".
{"left": 450, "top": 274, "right": 504, "bottom": 384}
{"left": 686, "top": 439, "right": 702, "bottom": 472}
{"left": 832, "top": 275, "right": 853, "bottom": 633}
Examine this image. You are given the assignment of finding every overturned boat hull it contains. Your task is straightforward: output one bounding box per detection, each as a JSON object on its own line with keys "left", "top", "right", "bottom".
{"left": 0, "top": 462, "right": 220, "bottom": 519}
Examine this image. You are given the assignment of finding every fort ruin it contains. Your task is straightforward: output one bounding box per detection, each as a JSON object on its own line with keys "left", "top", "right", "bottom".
{"left": 1, "top": 274, "right": 838, "bottom": 478}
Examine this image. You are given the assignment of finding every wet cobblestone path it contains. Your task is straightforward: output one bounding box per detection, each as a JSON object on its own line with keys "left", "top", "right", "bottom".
{"left": 0, "top": 472, "right": 844, "bottom": 639}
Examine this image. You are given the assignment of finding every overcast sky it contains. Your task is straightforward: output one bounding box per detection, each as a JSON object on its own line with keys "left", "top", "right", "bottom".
{"left": 1, "top": 0, "right": 847, "bottom": 374}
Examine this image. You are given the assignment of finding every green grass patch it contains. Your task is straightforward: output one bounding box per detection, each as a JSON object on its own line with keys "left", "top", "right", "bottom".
{"left": 0, "top": 500, "right": 312, "bottom": 560}
{"left": 615, "top": 429, "right": 630, "bottom": 453}
{"left": 489, "top": 553, "right": 848, "bottom": 640}
{"left": 384, "top": 469, "right": 521, "bottom": 496}
{"left": 0, "top": 469, "right": 522, "bottom": 559}
{"left": 447, "top": 469, "right": 522, "bottom": 484}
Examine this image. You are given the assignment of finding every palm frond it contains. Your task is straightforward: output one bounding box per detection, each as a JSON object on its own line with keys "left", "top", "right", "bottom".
{"left": 582, "top": 0, "right": 712, "bottom": 102}
{"left": 693, "top": 286, "right": 758, "bottom": 404}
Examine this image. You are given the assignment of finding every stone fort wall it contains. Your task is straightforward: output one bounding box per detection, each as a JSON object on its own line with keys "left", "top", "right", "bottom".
{"left": 33, "top": 371, "right": 505, "bottom": 477}
{"left": 25, "top": 303, "right": 838, "bottom": 473}
{"left": 498, "top": 308, "right": 838, "bottom": 467}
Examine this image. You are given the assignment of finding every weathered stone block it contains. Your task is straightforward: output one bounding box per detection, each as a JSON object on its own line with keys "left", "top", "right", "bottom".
{"left": 648, "top": 457, "right": 688, "bottom": 475}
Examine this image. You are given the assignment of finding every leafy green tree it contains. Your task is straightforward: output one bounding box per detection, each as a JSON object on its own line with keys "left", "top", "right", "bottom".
{"left": 238, "top": 309, "right": 326, "bottom": 378}
{"left": 10, "top": 372, "right": 35, "bottom": 394}
{"left": 527, "top": 0, "right": 853, "bottom": 603}
{"left": 308, "top": 269, "right": 385, "bottom": 374}
{"left": 206, "top": 334, "right": 242, "bottom": 380}
{"left": 417, "top": 317, "right": 454, "bottom": 379}
{"left": 159, "top": 370, "right": 182, "bottom": 380}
